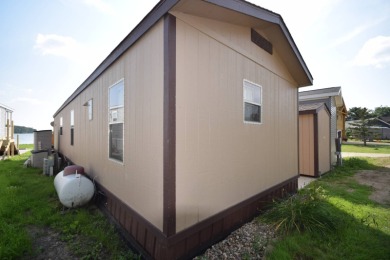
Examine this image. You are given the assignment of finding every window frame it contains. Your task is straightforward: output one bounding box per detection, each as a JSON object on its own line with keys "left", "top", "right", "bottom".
{"left": 243, "top": 79, "right": 262, "bottom": 124}
{"left": 108, "top": 79, "right": 124, "bottom": 163}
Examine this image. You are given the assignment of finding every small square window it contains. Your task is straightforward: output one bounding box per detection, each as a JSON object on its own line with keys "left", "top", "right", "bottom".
{"left": 243, "top": 80, "right": 262, "bottom": 123}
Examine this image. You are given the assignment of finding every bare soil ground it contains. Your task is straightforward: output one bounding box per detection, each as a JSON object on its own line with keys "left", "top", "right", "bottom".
{"left": 25, "top": 226, "right": 78, "bottom": 260}
{"left": 354, "top": 165, "right": 390, "bottom": 206}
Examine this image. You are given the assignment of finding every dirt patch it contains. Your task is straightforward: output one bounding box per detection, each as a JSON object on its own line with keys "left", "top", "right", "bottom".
{"left": 354, "top": 167, "right": 390, "bottom": 206}
{"left": 25, "top": 226, "right": 78, "bottom": 260}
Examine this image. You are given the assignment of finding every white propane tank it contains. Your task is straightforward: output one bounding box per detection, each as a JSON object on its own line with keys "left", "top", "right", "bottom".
{"left": 54, "top": 165, "right": 95, "bottom": 208}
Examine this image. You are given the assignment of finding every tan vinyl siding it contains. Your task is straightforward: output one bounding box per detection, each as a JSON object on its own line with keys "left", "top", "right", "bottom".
{"left": 318, "top": 108, "right": 331, "bottom": 174}
{"left": 175, "top": 17, "right": 298, "bottom": 231}
{"left": 299, "top": 114, "right": 315, "bottom": 176}
{"left": 53, "top": 20, "right": 164, "bottom": 230}
{"left": 172, "top": 12, "right": 297, "bottom": 86}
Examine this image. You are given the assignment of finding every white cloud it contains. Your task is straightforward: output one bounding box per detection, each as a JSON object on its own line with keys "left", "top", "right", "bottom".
{"left": 11, "top": 97, "right": 42, "bottom": 106}
{"left": 253, "top": 0, "right": 340, "bottom": 32}
{"left": 353, "top": 36, "right": 390, "bottom": 68}
{"left": 331, "top": 17, "right": 388, "bottom": 48}
{"left": 34, "top": 33, "right": 106, "bottom": 77}
{"left": 34, "top": 33, "right": 79, "bottom": 60}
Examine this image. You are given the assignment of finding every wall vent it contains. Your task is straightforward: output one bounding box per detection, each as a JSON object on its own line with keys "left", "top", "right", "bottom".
{"left": 251, "top": 29, "right": 273, "bottom": 55}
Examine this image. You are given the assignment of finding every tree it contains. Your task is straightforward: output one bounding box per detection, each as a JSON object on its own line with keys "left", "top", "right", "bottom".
{"left": 14, "top": 126, "right": 36, "bottom": 133}
{"left": 349, "top": 107, "right": 373, "bottom": 146}
{"left": 373, "top": 106, "right": 390, "bottom": 118}
{"left": 347, "top": 107, "right": 374, "bottom": 121}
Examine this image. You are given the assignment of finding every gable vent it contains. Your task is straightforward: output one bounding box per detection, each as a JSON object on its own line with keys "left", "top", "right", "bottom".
{"left": 251, "top": 29, "right": 273, "bottom": 55}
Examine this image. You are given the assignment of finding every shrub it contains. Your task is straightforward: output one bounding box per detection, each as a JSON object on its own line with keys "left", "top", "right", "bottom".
{"left": 259, "top": 185, "right": 336, "bottom": 235}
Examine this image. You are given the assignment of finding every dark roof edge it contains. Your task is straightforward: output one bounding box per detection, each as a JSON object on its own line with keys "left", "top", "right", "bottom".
{"left": 278, "top": 17, "right": 313, "bottom": 86}
{"left": 206, "top": 0, "right": 313, "bottom": 86}
{"left": 377, "top": 118, "right": 390, "bottom": 127}
{"left": 53, "top": 0, "right": 179, "bottom": 117}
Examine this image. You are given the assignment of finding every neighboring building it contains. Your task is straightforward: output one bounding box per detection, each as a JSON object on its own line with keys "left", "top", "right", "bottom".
{"left": 0, "top": 103, "right": 13, "bottom": 139}
{"left": 299, "top": 87, "right": 347, "bottom": 166}
{"left": 299, "top": 103, "right": 331, "bottom": 177}
{"left": 346, "top": 118, "right": 390, "bottom": 140}
{"left": 0, "top": 103, "right": 16, "bottom": 158}
{"left": 379, "top": 116, "right": 390, "bottom": 124}
{"left": 52, "top": 0, "right": 313, "bottom": 258}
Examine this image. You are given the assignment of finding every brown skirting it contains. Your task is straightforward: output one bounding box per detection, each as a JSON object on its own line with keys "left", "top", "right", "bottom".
{"left": 95, "top": 175, "right": 298, "bottom": 259}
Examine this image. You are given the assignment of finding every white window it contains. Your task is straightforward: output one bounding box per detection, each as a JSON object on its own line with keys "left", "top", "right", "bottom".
{"left": 109, "top": 80, "right": 124, "bottom": 162}
{"left": 88, "top": 99, "right": 93, "bottom": 120}
{"left": 70, "top": 110, "right": 74, "bottom": 145}
{"left": 243, "top": 80, "right": 262, "bottom": 123}
{"left": 70, "top": 110, "right": 74, "bottom": 127}
{"left": 60, "top": 117, "right": 63, "bottom": 135}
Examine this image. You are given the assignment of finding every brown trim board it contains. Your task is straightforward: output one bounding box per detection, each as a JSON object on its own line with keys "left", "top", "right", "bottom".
{"left": 95, "top": 176, "right": 298, "bottom": 259}
{"left": 163, "top": 13, "right": 176, "bottom": 238}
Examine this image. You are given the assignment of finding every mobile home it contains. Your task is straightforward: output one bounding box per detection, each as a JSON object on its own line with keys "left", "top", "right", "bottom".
{"left": 53, "top": 0, "right": 313, "bottom": 258}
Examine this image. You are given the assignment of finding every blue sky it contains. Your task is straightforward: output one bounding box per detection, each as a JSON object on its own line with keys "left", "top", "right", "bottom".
{"left": 0, "top": 0, "right": 389, "bottom": 130}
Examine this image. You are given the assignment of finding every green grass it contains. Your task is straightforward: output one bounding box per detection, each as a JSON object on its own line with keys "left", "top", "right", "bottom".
{"left": 18, "top": 144, "right": 33, "bottom": 150}
{"left": 259, "top": 186, "right": 336, "bottom": 235}
{"left": 0, "top": 152, "right": 139, "bottom": 259}
{"left": 342, "top": 143, "right": 390, "bottom": 154}
{"left": 261, "top": 157, "right": 390, "bottom": 260}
